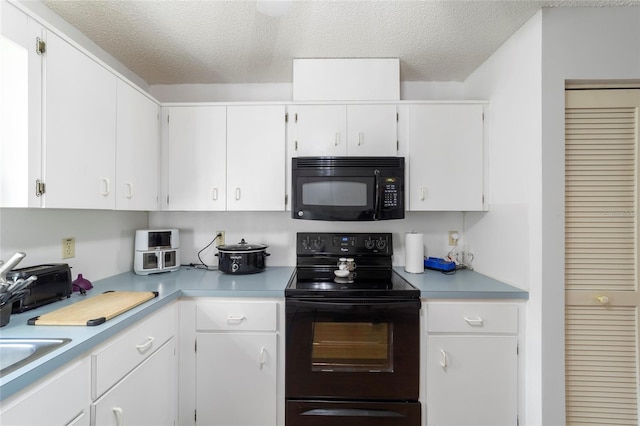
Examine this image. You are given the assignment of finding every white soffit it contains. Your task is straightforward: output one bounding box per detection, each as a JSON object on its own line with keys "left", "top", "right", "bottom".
{"left": 40, "top": 0, "right": 639, "bottom": 85}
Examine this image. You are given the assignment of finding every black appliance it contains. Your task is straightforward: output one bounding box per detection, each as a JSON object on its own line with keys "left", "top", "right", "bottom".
{"left": 285, "top": 232, "right": 421, "bottom": 426}
{"left": 8, "top": 263, "right": 72, "bottom": 313}
{"left": 291, "top": 156, "right": 405, "bottom": 221}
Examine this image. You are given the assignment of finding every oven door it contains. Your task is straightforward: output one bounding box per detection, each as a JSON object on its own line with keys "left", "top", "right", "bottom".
{"left": 285, "top": 298, "right": 420, "bottom": 401}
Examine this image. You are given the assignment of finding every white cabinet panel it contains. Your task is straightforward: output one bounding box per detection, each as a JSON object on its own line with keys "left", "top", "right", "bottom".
{"left": 408, "top": 104, "right": 485, "bottom": 211}
{"left": 115, "top": 81, "right": 159, "bottom": 210}
{"left": 291, "top": 104, "right": 397, "bottom": 157}
{"left": 196, "top": 333, "right": 277, "bottom": 426}
{"left": 0, "top": 2, "right": 43, "bottom": 208}
{"left": 227, "top": 105, "right": 286, "bottom": 211}
{"left": 292, "top": 105, "right": 347, "bottom": 156}
{"left": 426, "top": 336, "right": 518, "bottom": 426}
{"left": 164, "top": 106, "right": 226, "bottom": 210}
{"left": 0, "top": 358, "right": 91, "bottom": 426}
{"left": 347, "top": 104, "right": 397, "bottom": 156}
{"left": 44, "top": 31, "right": 117, "bottom": 209}
{"left": 92, "top": 339, "right": 176, "bottom": 426}
{"left": 196, "top": 300, "right": 278, "bottom": 332}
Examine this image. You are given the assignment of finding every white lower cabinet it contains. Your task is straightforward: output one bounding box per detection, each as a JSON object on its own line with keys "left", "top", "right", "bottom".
{"left": 0, "top": 357, "right": 91, "bottom": 426}
{"left": 424, "top": 302, "right": 519, "bottom": 426}
{"left": 196, "top": 333, "right": 277, "bottom": 426}
{"left": 182, "top": 299, "right": 282, "bottom": 426}
{"left": 91, "top": 339, "right": 176, "bottom": 426}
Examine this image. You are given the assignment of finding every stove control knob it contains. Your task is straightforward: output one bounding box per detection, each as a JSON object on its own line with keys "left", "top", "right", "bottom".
{"left": 376, "top": 238, "right": 387, "bottom": 250}
{"left": 364, "top": 238, "right": 375, "bottom": 250}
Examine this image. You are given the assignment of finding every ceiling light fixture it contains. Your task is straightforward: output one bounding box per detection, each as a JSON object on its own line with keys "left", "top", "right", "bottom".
{"left": 256, "top": 0, "right": 292, "bottom": 17}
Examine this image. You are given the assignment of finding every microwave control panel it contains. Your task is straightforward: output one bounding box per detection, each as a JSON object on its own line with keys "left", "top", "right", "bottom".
{"left": 382, "top": 177, "right": 400, "bottom": 208}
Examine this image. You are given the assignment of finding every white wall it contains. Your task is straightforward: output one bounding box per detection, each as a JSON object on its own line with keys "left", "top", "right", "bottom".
{"left": 148, "top": 210, "right": 463, "bottom": 268}
{"left": 463, "top": 5, "right": 640, "bottom": 426}
{"left": 0, "top": 208, "right": 147, "bottom": 281}
{"left": 463, "top": 12, "right": 542, "bottom": 426}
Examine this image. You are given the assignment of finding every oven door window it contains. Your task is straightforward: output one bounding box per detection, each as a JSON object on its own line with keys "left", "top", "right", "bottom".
{"left": 302, "top": 179, "right": 372, "bottom": 208}
{"left": 311, "top": 322, "right": 393, "bottom": 372}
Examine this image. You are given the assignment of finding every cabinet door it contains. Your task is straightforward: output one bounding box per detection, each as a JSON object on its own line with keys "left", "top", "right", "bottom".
{"left": 292, "top": 105, "right": 347, "bottom": 156}
{"left": 347, "top": 105, "right": 397, "bottom": 156}
{"left": 44, "top": 31, "right": 117, "bottom": 209}
{"left": 196, "top": 333, "right": 277, "bottom": 426}
{"left": 426, "top": 335, "right": 518, "bottom": 426}
{"left": 115, "top": 80, "right": 159, "bottom": 210}
{"left": 164, "top": 106, "right": 226, "bottom": 210}
{"left": 227, "top": 105, "right": 286, "bottom": 211}
{"left": 0, "top": 2, "right": 43, "bottom": 208}
{"left": 92, "top": 339, "right": 176, "bottom": 426}
{"left": 408, "top": 104, "right": 484, "bottom": 211}
{"left": 0, "top": 358, "right": 91, "bottom": 426}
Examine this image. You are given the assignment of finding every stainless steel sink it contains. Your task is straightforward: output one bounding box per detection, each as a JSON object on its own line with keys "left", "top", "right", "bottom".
{"left": 0, "top": 338, "right": 71, "bottom": 377}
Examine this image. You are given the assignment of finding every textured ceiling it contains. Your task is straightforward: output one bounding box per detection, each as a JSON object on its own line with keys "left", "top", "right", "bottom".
{"left": 41, "top": 0, "right": 638, "bottom": 85}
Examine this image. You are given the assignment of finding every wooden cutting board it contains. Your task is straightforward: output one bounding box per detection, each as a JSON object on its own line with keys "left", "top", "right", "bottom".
{"left": 28, "top": 291, "right": 158, "bottom": 326}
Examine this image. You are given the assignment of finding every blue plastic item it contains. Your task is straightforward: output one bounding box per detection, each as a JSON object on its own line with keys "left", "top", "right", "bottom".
{"left": 424, "top": 257, "right": 456, "bottom": 272}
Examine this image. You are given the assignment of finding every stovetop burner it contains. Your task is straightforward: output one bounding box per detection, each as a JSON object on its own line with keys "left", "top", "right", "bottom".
{"left": 286, "top": 232, "right": 420, "bottom": 299}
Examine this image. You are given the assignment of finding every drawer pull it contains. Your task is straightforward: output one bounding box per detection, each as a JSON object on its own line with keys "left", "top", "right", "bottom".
{"left": 597, "top": 295, "right": 610, "bottom": 304}
{"left": 136, "top": 336, "right": 155, "bottom": 352}
{"left": 113, "top": 407, "right": 123, "bottom": 426}
{"left": 464, "top": 317, "right": 484, "bottom": 326}
{"left": 260, "top": 346, "right": 267, "bottom": 368}
{"left": 227, "top": 315, "right": 246, "bottom": 324}
{"left": 439, "top": 349, "right": 447, "bottom": 369}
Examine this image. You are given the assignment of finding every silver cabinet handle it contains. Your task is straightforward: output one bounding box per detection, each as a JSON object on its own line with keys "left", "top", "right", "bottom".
{"left": 113, "top": 407, "right": 123, "bottom": 426}
{"left": 101, "top": 178, "right": 111, "bottom": 197}
{"left": 235, "top": 188, "right": 241, "bottom": 200}
{"left": 358, "top": 132, "right": 364, "bottom": 146}
{"left": 440, "top": 349, "right": 447, "bottom": 368}
{"left": 335, "top": 133, "right": 340, "bottom": 146}
{"left": 464, "top": 317, "right": 484, "bottom": 326}
{"left": 420, "top": 187, "right": 426, "bottom": 201}
{"left": 125, "top": 183, "right": 134, "bottom": 199}
{"left": 227, "top": 315, "right": 246, "bottom": 324}
{"left": 260, "top": 346, "right": 267, "bottom": 368}
{"left": 135, "top": 336, "right": 155, "bottom": 352}
{"left": 212, "top": 187, "right": 218, "bottom": 201}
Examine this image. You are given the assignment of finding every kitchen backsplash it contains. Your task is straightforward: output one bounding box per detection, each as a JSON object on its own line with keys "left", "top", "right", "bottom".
{"left": 0, "top": 208, "right": 464, "bottom": 281}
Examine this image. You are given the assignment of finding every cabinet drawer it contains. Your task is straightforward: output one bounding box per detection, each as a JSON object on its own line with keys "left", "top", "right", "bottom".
{"left": 426, "top": 303, "right": 517, "bottom": 334}
{"left": 92, "top": 303, "right": 177, "bottom": 399}
{"left": 196, "top": 300, "right": 277, "bottom": 331}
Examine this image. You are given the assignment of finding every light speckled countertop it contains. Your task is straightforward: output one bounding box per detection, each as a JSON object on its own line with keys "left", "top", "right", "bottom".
{"left": 0, "top": 265, "right": 526, "bottom": 400}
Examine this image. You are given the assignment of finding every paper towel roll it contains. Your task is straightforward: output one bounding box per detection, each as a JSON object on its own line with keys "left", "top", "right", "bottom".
{"left": 405, "top": 232, "right": 424, "bottom": 273}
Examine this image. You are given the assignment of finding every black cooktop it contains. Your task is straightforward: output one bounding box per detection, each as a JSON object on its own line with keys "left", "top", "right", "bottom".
{"left": 286, "top": 232, "right": 420, "bottom": 299}
{"left": 285, "top": 269, "right": 420, "bottom": 298}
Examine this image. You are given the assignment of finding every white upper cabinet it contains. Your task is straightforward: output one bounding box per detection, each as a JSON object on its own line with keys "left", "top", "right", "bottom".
{"left": 407, "top": 104, "right": 485, "bottom": 211}
{"left": 115, "top": 80, "right": 159, "bottom": 211}
{"left": 227, "top": 105, "right": 286, "bottom": 211}
{"left": 291, "top": 104, "right": 397, "bottom": 157}
{"left": 43, "top": 30, "right": 117, "bottom": 209}
{"left": 163, "top": 106, "right": 227, "bottom": 211}
{"left": 0, "top": 2, "right": 44, "bottom": 208}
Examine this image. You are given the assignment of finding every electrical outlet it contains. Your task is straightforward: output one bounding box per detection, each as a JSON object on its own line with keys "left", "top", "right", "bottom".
{"left": 448, "top": 231, "right": 460, "bottom": 246}
{"left": 216, "top": 231, "right": 225, "bottom": 246}
{"left": 62, "top": 237, "right": 75, "bottom": 259}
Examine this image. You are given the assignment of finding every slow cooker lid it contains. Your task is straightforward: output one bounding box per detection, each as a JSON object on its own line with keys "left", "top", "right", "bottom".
{"left": 217, "top": 238, "right": 268, "bottom": 252}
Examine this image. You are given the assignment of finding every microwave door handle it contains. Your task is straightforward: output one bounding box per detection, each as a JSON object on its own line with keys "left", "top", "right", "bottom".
{"left": 374, "top": 169, "right": 381, "bottom": 220}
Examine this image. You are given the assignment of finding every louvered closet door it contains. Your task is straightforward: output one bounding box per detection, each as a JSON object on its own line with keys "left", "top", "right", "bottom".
{"left": 565, "top": 89, "right": 640, "bottom": 425}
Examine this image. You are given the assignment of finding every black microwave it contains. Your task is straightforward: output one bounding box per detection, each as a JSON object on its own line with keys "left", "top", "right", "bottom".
{"left": 291, "top": 156, "right": 405, "bottom": 221}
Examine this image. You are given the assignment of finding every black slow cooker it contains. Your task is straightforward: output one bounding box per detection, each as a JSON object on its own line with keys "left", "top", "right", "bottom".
{"left": 216, "top": 239, "right": 270, "bottom": 274}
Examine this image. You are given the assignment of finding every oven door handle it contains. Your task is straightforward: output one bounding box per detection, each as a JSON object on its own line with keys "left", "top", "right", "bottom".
{"left": 301, "top": 408, "right": 405, "bottom": 418}
{"left": 287, "top": 299, "right": 421, "bottom": 310}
